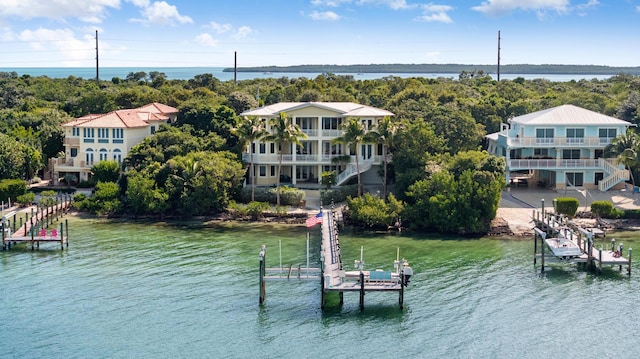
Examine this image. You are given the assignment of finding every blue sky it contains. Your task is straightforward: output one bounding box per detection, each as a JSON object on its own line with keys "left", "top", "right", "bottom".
{"left": 0, "top": 0, "right": 639, "bottom": 68}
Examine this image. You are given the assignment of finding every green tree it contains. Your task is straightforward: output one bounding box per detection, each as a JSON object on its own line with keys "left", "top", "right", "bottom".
{"left": 125, "top": 170, "right": 169, "bottom": 217}
{"left": 368, "top": 116, "right": 398, "bottom": 200}
{"left": 332, "top": 117, "right": 373, "bottom": 196}
{"left": 91, "top": 160, "right": 120, "bottom": 183}
{"left": 605, "top": 131, "right": 640, "bottom": 186}
{"left": 232, "top": 116, "right": 266, "bottom": 202}
{"left": 263, "top": 112, "right": 307, "bottom": 205}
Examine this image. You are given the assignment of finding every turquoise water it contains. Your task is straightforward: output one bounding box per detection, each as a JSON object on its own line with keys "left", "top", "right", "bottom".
{"left": 1, "top": 217, "right": 639, "bottom": 358}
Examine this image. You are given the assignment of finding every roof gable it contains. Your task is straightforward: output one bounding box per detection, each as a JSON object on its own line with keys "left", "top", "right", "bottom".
{"left": 240, "top": 102, "right": 394, "bottom": 117}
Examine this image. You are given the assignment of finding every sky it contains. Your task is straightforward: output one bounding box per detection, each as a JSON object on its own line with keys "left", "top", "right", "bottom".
{"left": 0, "top": 0, "right": 639, "bottom": 68}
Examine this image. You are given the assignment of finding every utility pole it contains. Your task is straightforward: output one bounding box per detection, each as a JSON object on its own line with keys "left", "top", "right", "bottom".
{"left": 234, "top": 51, "right": 237, "bottom": 84}
{"left": 497, "top": 30, "right": 501, "bottom": 81}
{"left": 95, "top": 30, "right": 99, "bottom": 86}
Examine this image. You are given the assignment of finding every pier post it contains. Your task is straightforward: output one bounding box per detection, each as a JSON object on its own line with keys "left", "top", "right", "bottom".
{"left": 60, "top": 223, "right": 64, "bottom": 249}
{"left": 359, "top": 271, "right": 365, "bottom": 310}
{"left": 30, "top": 217, "right": 34, "bottom": 250}
{"left": 399, "top": 272, "right": 404, "bottom": 310}
{"left": 259, "top": 245, "right": 266, "bottom": 305}
{"left": 533, "top": 230, "right": 538, "bottom": 265}
{"left": 541, "top": 232, "right": 545, "bottom": 272}
{"left": 628, "top": 248, "right": 632, "bottom": 276}
{"left": 65, "top": 219, "right": 69, "bottom": 247}
{"left": 598, "top": 247, "right": 602, "bottom": 272}
{"left": 1, "top": 222, "right": 5, "bottom": 250}
{"left": 320, "top": 254, "right": 325, "bottom": 309}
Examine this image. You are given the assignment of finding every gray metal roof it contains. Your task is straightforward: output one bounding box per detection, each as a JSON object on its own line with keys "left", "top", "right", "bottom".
{"left": 509, "top": 104, "right": 631, "bottom": 126}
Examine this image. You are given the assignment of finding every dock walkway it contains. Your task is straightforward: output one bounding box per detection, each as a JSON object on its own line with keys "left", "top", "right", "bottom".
{"left": 2, "top": 198, "right": 71, "bottom": 250}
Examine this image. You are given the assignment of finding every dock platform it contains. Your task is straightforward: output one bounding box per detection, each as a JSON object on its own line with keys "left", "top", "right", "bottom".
{"left": 2, "top": 198, "right": 71, "bottom": 251}
{"left": 532, "top": 206, "right": 632, "bottom": 275}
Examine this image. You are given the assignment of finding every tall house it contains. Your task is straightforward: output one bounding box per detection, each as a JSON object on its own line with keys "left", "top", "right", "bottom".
{"left": 240, "top": 102, "right": 394, "bottom": 187}
{"left": 51, "top": 103, "right": 178, "bottom": 183}
{"left": 485, "top": 104, "right": 633, "bottom": 191}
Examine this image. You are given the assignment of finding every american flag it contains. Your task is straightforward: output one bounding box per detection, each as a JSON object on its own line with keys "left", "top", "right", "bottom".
{"left": 306, "top": 212, "right": 323, "bottom": 228}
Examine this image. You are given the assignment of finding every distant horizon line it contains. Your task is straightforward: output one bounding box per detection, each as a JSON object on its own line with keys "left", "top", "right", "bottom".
{"left": 1, "top": 63, "right": 639, "bottom": 69}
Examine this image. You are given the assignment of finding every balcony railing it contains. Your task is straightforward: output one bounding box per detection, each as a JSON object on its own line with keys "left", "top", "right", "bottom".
{"left": 242, "top": 153, "right": 373, "bottom": 164}
{"left": 508, "top": 159, "right": 600, "bottom": 170}
{"left": 506, "top": 136, "right": 614, "bottom": 147}
{"left": 63, "top": 137, "right": 80, "bottom": 146}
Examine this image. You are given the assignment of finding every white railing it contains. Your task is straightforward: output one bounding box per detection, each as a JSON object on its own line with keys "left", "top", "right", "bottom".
{"left": 599, "top": 169, "right": 630, "bottom": 191}
{"left": 336, "top": 158, "right": 373, "bottom": 186}
{"left": 507, "top": 137, "right": 614, "bottom": 147}
{"left": 598, "top": 158, "right": 621, "bottom": 174}
{"left": 508, "top": 159, "right": 599, "bottom": 170}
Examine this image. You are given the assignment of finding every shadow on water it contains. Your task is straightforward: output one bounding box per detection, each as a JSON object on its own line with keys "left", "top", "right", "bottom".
{"left": 537, "top": 263, "right": 629, "bottom": 282}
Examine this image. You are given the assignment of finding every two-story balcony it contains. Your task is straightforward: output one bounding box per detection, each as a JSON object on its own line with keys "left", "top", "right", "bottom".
{"left": 505, "top": 135, "right": 614, "bottom": 148}
{"left": 51, "top": 157, "right": 88, "bottom": 170}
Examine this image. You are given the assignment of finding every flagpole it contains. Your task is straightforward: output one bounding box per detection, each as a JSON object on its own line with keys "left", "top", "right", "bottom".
{"left": 306, "top": 232, "right": 310, "bottom": 277}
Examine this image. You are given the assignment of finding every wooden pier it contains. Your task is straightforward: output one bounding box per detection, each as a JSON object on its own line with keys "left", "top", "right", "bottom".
{"left": 259, "top": 206, "right": 411, "bottom": 310}
{"left": 2, "top": 196, "right": 72, "bottom": 251}
{"left": 532, "top": 201, "right": 632, "bottom": 275}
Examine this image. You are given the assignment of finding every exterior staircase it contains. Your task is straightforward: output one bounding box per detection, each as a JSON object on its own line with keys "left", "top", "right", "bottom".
{"left": 598, "top": 158, "right": 630, "bottom": 191}
{"left": 336, "top": 158, "right": 373, "bottom": 186}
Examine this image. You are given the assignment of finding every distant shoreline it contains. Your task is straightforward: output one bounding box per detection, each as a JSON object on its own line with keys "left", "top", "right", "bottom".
{"left": 223, "top": 63, "right": 640, "bottom": 75}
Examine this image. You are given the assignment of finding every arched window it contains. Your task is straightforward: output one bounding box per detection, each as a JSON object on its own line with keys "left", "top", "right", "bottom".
{"left": 99, "top": 148, "right": 108, "bottom": 161}
{"left": 86, "top": 148, "right": 94, "bottom": 165}
{"left": 113, "top": 149, "right": 122, "bottom": 164}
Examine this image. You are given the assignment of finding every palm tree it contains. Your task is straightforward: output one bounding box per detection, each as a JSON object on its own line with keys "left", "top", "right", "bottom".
{"left": 332, "top": 117, "right": 373, "bottom": 196}
{"left": 368, "top": 116, "right": 398, "bottom": 201}
{"left": 232, "top": 116, "right": 266, "bottom": 202}
{"left": 605, "top": 130, "right": 640, "bottom": 187}
{"left": 263, "top": 112, "right": 306, "bottom": 205}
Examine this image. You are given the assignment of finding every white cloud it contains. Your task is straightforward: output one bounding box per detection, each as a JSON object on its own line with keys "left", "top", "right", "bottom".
{"left": 18, "top": 28, "right": 95, "bottom": 66}
{"left": 195, "top": 33, "right": 218, "bottom": 47}
{"left": 0, "top": 0, "right": 120, "bottom": 23}
{"left": 130, "top": 1, "right": 193, "bottom": 26}
{"left": 233, "top": 26, "right": 254, "bottom": 39}
{"left": 575, "top": 0, "right": 599, "bottom": 16}
{"left": 472, "top": 0, "right": 569, "bottom": 16}
{"left": 207, "top": 21, "right": 232, "bottom": 34}
{"left": 357, "top": 0, "right": 415, "bottom": 10}
{"left": 126, "top": 0, "right": 149, "bottom": 6}
{"left": 311, "top": 0, "right": 352, "bottom": 7}
{"left": 416, "top": 4, "right": 453, "bottom": 23}
{"left": 309, "top": 11, "right": 342, "bottom": 20}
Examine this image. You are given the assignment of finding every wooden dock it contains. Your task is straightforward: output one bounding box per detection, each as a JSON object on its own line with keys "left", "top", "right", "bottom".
{"left": 258, "top": 206, "right": 411, "bottom": 310}
{"left": 532, "top": 205, "right": 632, "bottom": 275}
{"left": 2, "top": 196, "right": 71, "bottom": 251}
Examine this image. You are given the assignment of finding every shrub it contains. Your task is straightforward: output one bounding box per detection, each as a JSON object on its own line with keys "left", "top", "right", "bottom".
{"left": 0, "top": 179, "right": 27, "bottom": 202}
{"left": 623, "top": 209, "right": 640, "bottom": 219}
{"left": 246, "top": 201, "right": 270, "bottom": 220}
{"left": 346, "top": 192, "right": 404, "bottom": 229}
{"left": 590, "top": 201, "right": 613, "bottom": 217}
{"left": 238, "top": 186, "right": 305, "bottom": 206}
{"left": 226, "top": 200, "right": 248, "bottom": 217}
{"left": 16, "top": 192, "right": 35, "bottom": 206}
{"left": 555, "top": 197, "right": 579, "bottom": 217}
{"left": 38, "top": 190, "right": 57, "bottom": 207}
{"left": 320, "top": 185, "right": 358, "bottom": 205}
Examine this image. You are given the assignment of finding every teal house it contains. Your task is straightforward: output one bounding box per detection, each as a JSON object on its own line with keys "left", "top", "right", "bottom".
{"left": 485, "top": 104, "right": 633, "bottom": 191}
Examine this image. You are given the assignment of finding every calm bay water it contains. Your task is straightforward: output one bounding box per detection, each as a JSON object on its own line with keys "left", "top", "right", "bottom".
{"left": 0, "top": 67, "right": 614, "bottom": 82}
{"left": 2, "top": 217, "right": 639, "bottom": 358}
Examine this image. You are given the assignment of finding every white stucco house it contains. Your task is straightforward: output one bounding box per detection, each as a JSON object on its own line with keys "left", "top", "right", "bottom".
{"left": 240, "top": 102, "right": 394, "bottom": 187}
{"left": 51, "top": 103, "right": 179, "bottom": 183}
{"left": 485, "top": 104, "right": 633, "bottom": 191}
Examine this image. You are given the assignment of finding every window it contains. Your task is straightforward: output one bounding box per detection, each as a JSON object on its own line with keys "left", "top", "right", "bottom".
{"left": 113, "top": 149, "right": 122, "bottom": 164}
{"left": 259, "top": 165, "right": 267, "bottom": 177}
{"left": 270, "top": 166, "right": 275, "bottom": 177}
{"left": 322, "top": 117, "right": 341, "bottom": 130}
{"left": 566, "top": 172, "right": 584, "bottom": 187}
{"left": 150, "top": 125, "right": 156, "bottom": 134}
{"left": 259, "top": 143, "right": 266, "bottom": 154}
{"left": 99, "top": 148, "right": 108, "bottom": 161}
{"left": 534, "top": 148, "right": 549, "bottom": 157}
{"left": 599, "top": 128, "right": 617, "bottom": 145}
{"left": 70, "top": 148, "right": 78, "bottom": 157}
{"left": 270, "top": 143, "right": 275, "bottom": 154}
{"left": 112, "top": 128, "right": 124, "bottom": 144}
{"left": 85, "top": 148, "right": 94, "bottom": 165}
{"left": 83, "top": 128, "right": 95, "bottom": 143}
{"left": 296, "top": 117, "right": 315, "bottom": 130}
{"left": 98, "top": 128, "right": 109, "bottom": 143}
{"left": 566, "top": 128, "right": 584, "bottom": 144}
{"left": 535, "top": 128, "right": 554, "bottom": 144}
{"left": 72, "top": 128, "right": 80, "bottom": 136}
{"left": 562, "top": 149, "right": 581, "bottom": 159}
